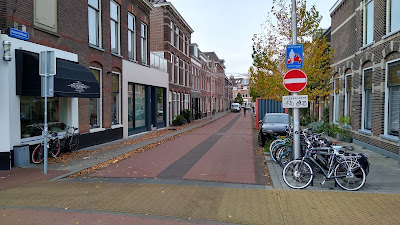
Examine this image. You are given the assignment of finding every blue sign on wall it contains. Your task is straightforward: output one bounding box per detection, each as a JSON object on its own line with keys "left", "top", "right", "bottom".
{"left": 286, "top": 44, "right": 303, "bottom": 69}
{"left": 9, "top": 27, "right": 29, "bottom": 41}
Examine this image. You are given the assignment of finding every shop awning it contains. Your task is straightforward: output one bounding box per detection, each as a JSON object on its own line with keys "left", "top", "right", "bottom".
{"left": 16, "top": 50, "right": 100, "bottom": 98}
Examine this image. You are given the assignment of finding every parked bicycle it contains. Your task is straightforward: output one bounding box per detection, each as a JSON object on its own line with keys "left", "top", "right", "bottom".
{"left": 31, "top": 124, "right": 61, "bottom": 164}
{"left": 282, "top": 143, "right": 367, "bottom": 191}
{"left": 59, "top": 123, "right": 79, "bottom": 152}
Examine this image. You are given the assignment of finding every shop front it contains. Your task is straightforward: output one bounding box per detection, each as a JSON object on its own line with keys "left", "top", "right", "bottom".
{"left": 0, "top": 35, "right": 100, "bottom": 170}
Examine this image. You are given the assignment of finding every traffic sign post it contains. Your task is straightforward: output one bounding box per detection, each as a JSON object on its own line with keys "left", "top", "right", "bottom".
{"left": 39, "top": 51, "right": 56, "bottom": 175}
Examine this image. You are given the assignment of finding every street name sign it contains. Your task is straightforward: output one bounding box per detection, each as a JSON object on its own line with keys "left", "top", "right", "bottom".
{"left": 283, "top": 69, "right": 307, "bottom": 92}
{"left": 286, "top": 44, "right": 303, "bottom": 69}
{"left": 282, "top": 95, "right": 308, "bottom": 108}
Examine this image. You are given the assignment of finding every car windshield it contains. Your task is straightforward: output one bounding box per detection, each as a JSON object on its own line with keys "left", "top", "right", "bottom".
{"left": 264, "top": 115, "right": 289, "bottom": 124}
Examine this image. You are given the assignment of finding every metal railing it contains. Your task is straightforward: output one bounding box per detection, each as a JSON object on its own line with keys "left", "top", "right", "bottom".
{"left": 150, "top": 52, "right": 168, "bottom": 73}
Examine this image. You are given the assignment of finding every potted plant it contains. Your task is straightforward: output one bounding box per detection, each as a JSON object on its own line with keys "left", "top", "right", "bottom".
{"left": 338, "top": 116, "right": 352, "bottom": 142}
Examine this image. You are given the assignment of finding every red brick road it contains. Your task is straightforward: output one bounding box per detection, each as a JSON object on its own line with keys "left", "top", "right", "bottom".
{"left": 89, "top": 113, "right": 256, "bottom": 184}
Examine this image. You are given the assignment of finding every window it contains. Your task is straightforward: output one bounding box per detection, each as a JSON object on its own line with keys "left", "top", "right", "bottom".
{"left": 176, "top": 27, "right": 179, "bottom": 49}
{"left": 173, "top": 92, "right": 177, "bottom": 117}
{"left": 334, "top": 78, "right": 340, "bottom": 123}
{"left": 388, "top": 0, "right": 400, "bottom": 33}
{"left": 183, "top": 61, "right": 186, "bottom": 86}
{"left": 170, "top": 53, "right": 174, "bottom": 82}
{"left": 157, "top": 88, "right": 164, "bottom": 124}
{"left": 20, "top": 97, "right": 67, "bottom": 138}
{"left": 176, "top": 57, "right": 180, "bottom": 84}
{"left": 90, "top": 68, "right": 102, "bottom": 129}
{"left": 88, "top": 0, "right": 101, "bottom": 47}
{"left": 363, "top": 69, "right": 372, "bottom": 130}
{"left": 364, "top": 0, "right": 374, "bottom": 45}
{"left": 385, "top": 60, "right": 400, "bottom": 136}
{"left": 177, "top": 93, "right": 181, "bottom": 115}
{"left": 34, "top": 0, "right": 57, "bottom": 33}
{"left": 183, "top": 34, "right": 186, "bottom": 54}
{"left": 345, "top": 74, "right": 352, "bottom": 117}
{"left": 186, "top": 37, "right": 190, "bottom": 56}
{"left": 111, "top": 73, "right": 120, "bottom": 125}
{"left": 135, "top": 84, "right": 146, "bottom": 128}
{"left": 141, "top": 23, "right": 148, "bottom": 65}
{"left": 170, "top": 21, "right": 174, "bottom": 46}
{"left": 110, "top": 1, "right": 120, "bottom": 54}
{"left": 128, "top": 13, "right": 136, "bottom": 60}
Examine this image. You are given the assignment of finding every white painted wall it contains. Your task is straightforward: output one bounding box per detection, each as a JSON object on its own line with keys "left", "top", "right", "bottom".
{"left": 122, "top": 60, "right": 169, "bottom": 138}
{"left": 0, "top": 35, "right": 78, "bottom": 152}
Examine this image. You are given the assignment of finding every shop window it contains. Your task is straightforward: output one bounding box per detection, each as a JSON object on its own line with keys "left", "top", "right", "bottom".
{"left": 20, "top": 97, "right": 67, "bottom": 138}
{"left": 157, "top": 88, "right": 164, "bottom": 124}
{"left": 90, "top": 68, "right": 102, "bottom": 129}
{"left": 363, "top": 69, "right": 373, "bottom": 130}
{"left": 386, "top": 60, "right": 400, "bottom": 136}
{"left": 111, "top": 73, "right": 120, "bottom": 125}
{"left": 135, "top": 84, "right": 146, "bottom": 128}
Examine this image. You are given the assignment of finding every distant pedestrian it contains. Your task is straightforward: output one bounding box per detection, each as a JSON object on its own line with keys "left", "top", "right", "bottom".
{"left": 243, "top": 107, "right": 246, "bottom": 116}
{"left": 252, "top": 106, "right": 255, "bottom": 113}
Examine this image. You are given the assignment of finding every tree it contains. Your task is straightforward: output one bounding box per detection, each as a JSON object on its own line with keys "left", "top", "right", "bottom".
{"left": 249, "top": 0, "right": 332, "bottom": 104}
{"left": 234, "top": 93, "right": 244, "bottom": 105}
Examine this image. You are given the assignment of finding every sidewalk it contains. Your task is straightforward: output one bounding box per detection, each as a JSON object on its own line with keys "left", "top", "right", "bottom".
{"left": 266, "top": 136, "right": 400, "bottom": 193}
{"left": 0, "top": 112, "right": 229, "bottom": 191}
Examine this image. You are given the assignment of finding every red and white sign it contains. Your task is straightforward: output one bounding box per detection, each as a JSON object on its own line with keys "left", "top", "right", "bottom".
{"left": 283, "top": 69, "right": 307, "bottom": 92}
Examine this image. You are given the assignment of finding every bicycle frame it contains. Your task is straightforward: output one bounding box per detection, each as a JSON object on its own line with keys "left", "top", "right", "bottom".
{"left": 302, "top": 150, "right": 347, "bottom": 179}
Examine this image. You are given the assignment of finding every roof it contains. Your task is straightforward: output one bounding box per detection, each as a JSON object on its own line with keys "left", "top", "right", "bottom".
{"left": 150, "top": 0, "right": 194, "bottom": 33}
{"left": 329, "top": 0, "right": 344, "bottom": 15}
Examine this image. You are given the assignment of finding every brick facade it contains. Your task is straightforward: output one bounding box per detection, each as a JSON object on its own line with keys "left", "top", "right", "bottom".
{"left": 330, "top": 0, "right": 400, "bottom": 156}
{"left": 1, "top": 0, "right": 152, "bottom": 137}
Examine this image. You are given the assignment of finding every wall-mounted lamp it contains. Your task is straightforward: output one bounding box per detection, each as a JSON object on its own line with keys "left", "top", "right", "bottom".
{"left": 3, "top": 41, "right": 11, "bottom": 61}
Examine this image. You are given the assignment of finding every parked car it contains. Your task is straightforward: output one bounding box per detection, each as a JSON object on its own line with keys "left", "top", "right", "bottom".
{"left": 258, "top": 113, "right": 291, "bottom": 147}
{"left": 231, "top": 103, "right": 241, "bottom": 112}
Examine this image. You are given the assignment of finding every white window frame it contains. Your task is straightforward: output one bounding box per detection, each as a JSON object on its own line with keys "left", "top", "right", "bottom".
{"left": 344, "top": 74, "right": 352, "bottom": 117}
{"left": 128, "top": 13, "right": 136, "bottom": 61}
{"left": 173, "top": 92, "right": 177, "bottom": 118}
{"left": 183, "top": 34, "right": 186, "bottom": 54}
{"left": 333, "top": 78, "right": 340, "bottom": 124}
{"left": 170, "top": 53, "right": 174, "bottom": 82}
{"left": 170, "top": 21, "right": 174, "bottom": 46}
{"left": 383, "top": 59, "right": 400, "bottom": 140}
{"left": 88, "top": 0, "right": 102, "bottom": 47}
{"left": 141, "top": 23, "right": 148, "bottom": 65}
{"left": 89, "top": 67, "right": 103, "bottom": 131}
{"left": 177, "top": 93, "right": 181, "bottom": 115}
{"left": 176, "top": 56, "right": 180, "bottom": 85}
{"left": 363, "top": 0, "right": 374, "bottom": 45}
{"left": 361, "top": 68, "right": 373, "bottom": 131}
{"left": 387, "top": 0, "right": 400, "bottom": 34}
{"left": 176, "top": 27, "right": 179, "bottom": 49}
{"left": 183, "top": 61, "right": 186, "bottom": 86}
{"left": 111, "top": 72, "right": 121, "bottom": 126}
{"left": 110, "top": 0, "right": 120, "bottom": 54}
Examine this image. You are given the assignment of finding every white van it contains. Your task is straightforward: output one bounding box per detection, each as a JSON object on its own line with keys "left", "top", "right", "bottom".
{"left": 231, "top": 103, "right": 241, "bottom": 112}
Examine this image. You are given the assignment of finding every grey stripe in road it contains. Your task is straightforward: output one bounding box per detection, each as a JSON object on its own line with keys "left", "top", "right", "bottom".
{"left": 157, "top": 114, "right": 241, "bottom": 180}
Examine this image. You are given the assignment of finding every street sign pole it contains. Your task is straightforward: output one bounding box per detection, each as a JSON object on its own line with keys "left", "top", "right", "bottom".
{"left": 292, "top": 0, "right": 301, "bottom": 160}
{"left": 39, "top": 51, "right": 56, "bottom": 175}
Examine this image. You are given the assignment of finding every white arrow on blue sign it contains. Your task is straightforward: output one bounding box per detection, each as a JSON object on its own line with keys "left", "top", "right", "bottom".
{"left": 286, "top": 44, "right": 303, "bottom": 69}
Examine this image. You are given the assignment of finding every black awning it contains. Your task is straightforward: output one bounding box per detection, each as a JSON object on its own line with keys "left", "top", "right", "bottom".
{"left": 16, "top": 50, "right": 100, "bottom": 98}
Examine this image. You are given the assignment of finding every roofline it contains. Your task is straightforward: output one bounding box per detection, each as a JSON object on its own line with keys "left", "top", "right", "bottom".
{"left": 329, "top": 0, "right": 344, "bottom": 15}
{"left": 153, "top": 2, "right": 194, "bottom": 33}
{"left": 139, "top": 0, "right": 155, "bottom": 11}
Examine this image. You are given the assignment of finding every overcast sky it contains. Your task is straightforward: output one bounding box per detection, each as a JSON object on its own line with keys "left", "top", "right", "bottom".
{"left": 168, "top": 0, "right": 338, "bottom": 75}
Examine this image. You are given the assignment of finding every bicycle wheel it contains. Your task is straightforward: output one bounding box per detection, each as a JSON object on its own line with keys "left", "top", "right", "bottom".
{"left": 283, "top": 160, "right": 313, "bottom": 189}
{"left": 334, "top": 161, "right": 366, "bottom": 191}
{"left": 69, "top": 134, "right": 79, "bottom": 151}
{"left": 49, "top": 138, "right": 61, "bottom": 158}
{"left": 271, "top": 143, "right": 283, "bottom": 163}
{"left": 279, "top": 147, "right": 293, "bottom": 168}
{"left": 32, "top": 144, "right": 44, "bottom": 164}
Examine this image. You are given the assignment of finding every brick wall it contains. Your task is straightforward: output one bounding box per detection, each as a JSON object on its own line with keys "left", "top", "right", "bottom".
{"left": 330, "top": 0, "right": 400, "bottom": 155}
{"left": 4, "top": 0, "right": 151, "bottom": 133}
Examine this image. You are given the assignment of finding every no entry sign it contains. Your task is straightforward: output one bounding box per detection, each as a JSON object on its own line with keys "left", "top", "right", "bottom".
{"left": 283, "top": 69, "right": 307, "bottom": 92}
